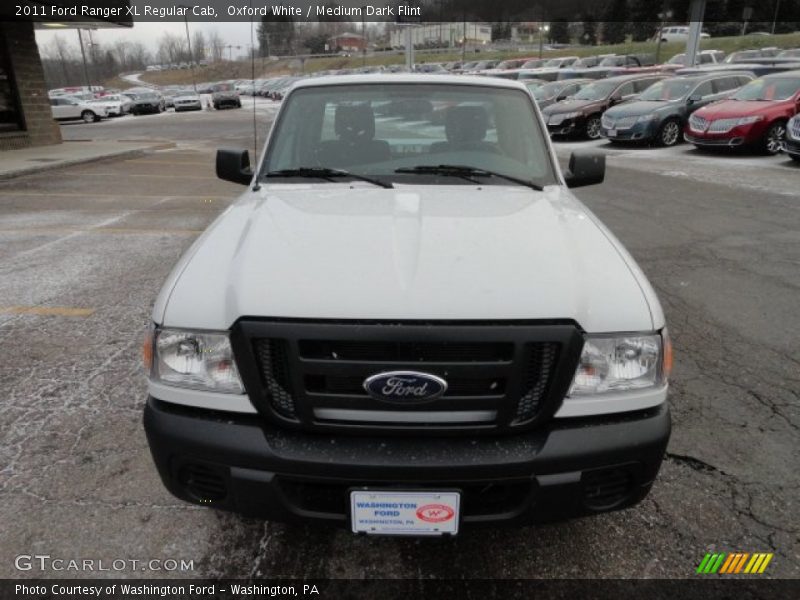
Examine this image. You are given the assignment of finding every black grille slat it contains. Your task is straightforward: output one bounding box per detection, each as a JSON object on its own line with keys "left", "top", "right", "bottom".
{"left": 299, "top": 340, "right": 514, "bottom": 362}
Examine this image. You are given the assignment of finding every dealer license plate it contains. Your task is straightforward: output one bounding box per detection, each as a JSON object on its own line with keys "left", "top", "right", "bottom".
{"left": 350, "top": 490, "right": 460, "bottom": 536}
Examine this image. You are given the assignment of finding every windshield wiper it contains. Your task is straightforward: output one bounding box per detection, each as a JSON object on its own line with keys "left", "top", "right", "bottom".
{"left": 265, "top": 167, "right": 393, "bottom": 189}
{"left": 395, "top": 165, "right": 544, "bottom": 191}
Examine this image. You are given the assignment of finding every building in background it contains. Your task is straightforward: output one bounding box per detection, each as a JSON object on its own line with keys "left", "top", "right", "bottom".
{"left": 327, "top": 33, "right": 367, "bottom": 53}
{"left": 389, "top": 23, "right": 492, "bottom": 49}
{"left": 0, "top": 3, "right": 131, "bottom": 151}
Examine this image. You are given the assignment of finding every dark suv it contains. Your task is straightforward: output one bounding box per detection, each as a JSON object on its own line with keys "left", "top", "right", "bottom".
{"left": 542, "top": 74, "right": 666, "bottom": 139}
{"left": 211, "top": 83, "right": 242, "bottom": 110}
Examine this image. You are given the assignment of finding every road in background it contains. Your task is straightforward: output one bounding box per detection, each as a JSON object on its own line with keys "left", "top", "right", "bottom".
{"left": 1, "top": 111, "right": 797, "bottom": 578}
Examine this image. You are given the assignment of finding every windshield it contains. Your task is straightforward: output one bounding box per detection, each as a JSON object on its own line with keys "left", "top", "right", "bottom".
{"left": 544, "top": 59, "right": 563, "bottom": 67}
{"left": 732, "top": 78, "right": 800, "bottom": 101}
{"left": 572, "top": 80, "right": 618, "bottom": 101}
{"left": 521, "top": 60, "right": 545, "bottom": 69}
{"left": 532, "top": 81, "right": 568, "bottom": 100}
{"left": 599, "top": 56, "right": 625, "bottom": 67}
{"left": 778, "top": 49, "right": 800, "bottom": 58}
{"left": 262, "top": 83, "right": 556, "bottom": 187}
{"left": 639, "top": 79, "right": 695, "bottom": 101}
{"left": 725, "top": 51, "right": 760, "bottom": 63}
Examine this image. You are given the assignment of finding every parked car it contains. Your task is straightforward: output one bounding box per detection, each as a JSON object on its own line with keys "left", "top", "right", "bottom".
{"left": 211, "top": 83, "right": 241, "bottom": 109}
{"left": 559, "top": 54, "right": 657, "bottom": 80}
{"left": 777, "top": 49, "right": 800, "bottom": 59}
{"left": 783, "top": 113, "right": 800, "bottom": 161}
{"left": 143, "top": 74, "right": 671, "bottom": 532}
{"left": 49, "top": 97, "right": 107, "bottom": 123}
{"left": 519, "top": 58, "right": 548, "bottom": 70}
{"left": 657, "top": 26, "right": 710, "bottom": 43}
{"left": 665, "top": 50, "right": 726, "bottom": 68}
{"left": 173, "top": 90, "right": 203, "bottom": 112}
{"left": 530, "top": 79, "right": 593, "bottom": 110}
{"left": 129, "top": 92, "right": 165, "bottom": 115}
{"left": 685, "top": 71, "right": 800, "bottom": 154}
{"left": 414, "top": 63, "right": 448, "bottom": 74}
{"left": 87, "top": 93, "right": 132, "bottom": 116}
{"left": 723, "top": 50, "right": 767, "bottom": 64}
{"left": 600, "top": 72, "right": 753, "bottom": 146}
{"left": 542, "top": 74, "right": 667, "bottom": 139}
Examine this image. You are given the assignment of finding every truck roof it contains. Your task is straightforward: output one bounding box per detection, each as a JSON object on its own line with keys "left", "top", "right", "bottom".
{"left": 292, "top": 73, "right": 528, "bottom": 91}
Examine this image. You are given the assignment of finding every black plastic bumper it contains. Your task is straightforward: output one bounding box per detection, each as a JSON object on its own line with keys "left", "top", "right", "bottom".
{"left": 144, "top": 397, "right": 670, "bottom": 528}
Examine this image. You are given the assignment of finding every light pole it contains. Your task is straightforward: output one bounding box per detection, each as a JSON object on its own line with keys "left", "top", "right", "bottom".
{"left": 361, "top": 6, "right": 367, "bottom": 66}
{"left": 538, "top": 24, "right": 550, "bottom": 59}
{"left": 771, "top": 0, "right": 782, "bottom": 34}
{"left": 178, "top": 5, "right": 198, "bottom": 94}
{"left": 655, "top": 10, "right": 673, "bottom": 64}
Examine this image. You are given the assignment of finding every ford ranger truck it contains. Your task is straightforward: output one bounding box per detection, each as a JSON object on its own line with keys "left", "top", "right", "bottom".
{"left": 143, "top": 75, "right": 672, "bottom": 536}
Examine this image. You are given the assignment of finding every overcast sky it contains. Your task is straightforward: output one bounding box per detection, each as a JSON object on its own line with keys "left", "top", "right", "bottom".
{"left": 35, "top": 22, "right": 259, "bottom": 59}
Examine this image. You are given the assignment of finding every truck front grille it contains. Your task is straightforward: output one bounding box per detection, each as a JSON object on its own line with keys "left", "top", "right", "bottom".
{"left": 233, "top": 320, "right": 582, "bottom": 434}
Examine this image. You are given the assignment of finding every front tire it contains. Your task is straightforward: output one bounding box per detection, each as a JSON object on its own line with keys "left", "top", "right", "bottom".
{"left": 585, "top": 115, "right": 602, "bottom": 140}
{"left": 657, "top": 118, "right": 682, "bottom": 147}
{"left": 763, "top": 121, "right": 786, "bottom": 155}
{"left": 790, "top": 154, "right": 800, "bottom": 163}
{"left": 81, "top": 110, "right": 96, "bottom": 124}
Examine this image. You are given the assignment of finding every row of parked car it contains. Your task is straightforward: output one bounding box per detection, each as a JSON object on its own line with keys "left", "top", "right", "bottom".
{"left": 48, "top": 82, "right": 244, "bottom": 123}
{"left": 520, "top": 68, "right": 800, "bottom": 157}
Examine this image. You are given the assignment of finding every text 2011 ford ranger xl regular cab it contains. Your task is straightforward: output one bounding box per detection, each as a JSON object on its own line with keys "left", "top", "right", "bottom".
{"left": 143, "top": 75, "right": 672, "bottom": 536}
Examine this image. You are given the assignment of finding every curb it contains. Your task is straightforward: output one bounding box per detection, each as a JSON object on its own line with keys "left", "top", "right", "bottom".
{"left": 0, "top": 142, "right": 176, "bottom": 181}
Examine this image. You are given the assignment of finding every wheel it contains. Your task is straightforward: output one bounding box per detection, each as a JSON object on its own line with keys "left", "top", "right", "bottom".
{"left": 790, "top": 154, "right": 800, "bottom": 163}
{"left": 763, "top": 121, "right": 786, "bottom": 155}
{"left": 236, "top": 100, "right": 242, "bottom": 108}
{"left": 657, "top": 118, "right": 682, "bottom": 147}
{"left": 585, "top": 115, "right": 602, "bottom": 140}
{"left": 81, "top": 110, "right": 96, "bottom": 124}
{"left": 213, "top": 102, "right": 219, "bottom": 110}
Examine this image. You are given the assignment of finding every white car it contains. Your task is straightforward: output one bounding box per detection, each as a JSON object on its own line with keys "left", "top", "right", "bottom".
{"left": 49, "top": 97, "right": 107, "bottom": 123}
{"left": 172, "top": 91, "right": 203, "bottom": 112}
{"left": 659, "top": 26, "right": 711, "bottom": 43}
{"left": 143, "top": 75, "right": 672, "bottom": 534}
{"left": 87, "top": 94, "right": 132, "bottom": 116}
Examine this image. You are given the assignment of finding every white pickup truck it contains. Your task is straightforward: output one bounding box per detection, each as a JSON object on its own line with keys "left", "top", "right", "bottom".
{"left": 143, "top": 74, "right": 672, "bottom": 536}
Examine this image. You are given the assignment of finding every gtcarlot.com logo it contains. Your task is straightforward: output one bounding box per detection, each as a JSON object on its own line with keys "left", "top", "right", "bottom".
{"left": 696, "top": 552, "right": 773, "bottom": 575}
{"left": 14, "top": 554, "right": 194, "bottom": 572}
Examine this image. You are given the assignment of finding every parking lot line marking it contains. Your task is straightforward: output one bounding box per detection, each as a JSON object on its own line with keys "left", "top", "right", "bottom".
{"left": 126, "top": 159, "right": 210, "bottom": 166}
{"left": 0, "top": 227, "right": 203, "bottom": 235}
{"left": 0, "top": 306, "right": 95, "bottom": 317}
{"left": 0, "top": 191, "right": 227, "bottom": 199}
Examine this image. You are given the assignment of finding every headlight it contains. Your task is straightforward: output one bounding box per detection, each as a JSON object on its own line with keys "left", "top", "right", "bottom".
{"left": 568, "top": 331, "right": 670, "bottom": 396}
{"left": 736, "top": 115, "right": 764, "bottom": 126}
{"left": 148, "top": 327, "right": 244, "bottom": 394}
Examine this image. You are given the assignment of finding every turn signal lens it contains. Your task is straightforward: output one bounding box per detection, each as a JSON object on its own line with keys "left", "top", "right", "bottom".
{"left": 662, "top": 328, "right": 674, "bottom": 382}
{"left": 142, "top": 326, "right": 154, "bottom": 374}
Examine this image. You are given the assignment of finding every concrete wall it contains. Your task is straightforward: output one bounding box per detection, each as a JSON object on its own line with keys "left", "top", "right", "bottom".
{"left": 1, "top": 21, "right": 62, "bottom": 151}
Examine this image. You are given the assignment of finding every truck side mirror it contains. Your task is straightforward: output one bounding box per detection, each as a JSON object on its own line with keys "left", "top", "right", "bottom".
{"left": 216, "top": 148, "right": 253, "bottom": 185}
{"left": 564, "top": 151, "right": 606, "bottom": 188}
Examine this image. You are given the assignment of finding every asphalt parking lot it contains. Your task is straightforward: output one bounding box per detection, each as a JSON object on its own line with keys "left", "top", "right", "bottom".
{"left": 1, "top": 106, "right": 798, "bottom": 579}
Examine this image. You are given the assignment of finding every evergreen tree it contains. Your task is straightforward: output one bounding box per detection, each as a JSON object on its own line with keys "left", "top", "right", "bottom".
{"left": 549, "top": 19, "right": 570, "bottom": 44}
{"left": 581, "top": 17, "right": 597, "bottom": 46}
{"left": 602, "top": 0, "right": 629, "bottom": 45}
{"left": 629, "top": 0, "right": 659, "bottom": 42}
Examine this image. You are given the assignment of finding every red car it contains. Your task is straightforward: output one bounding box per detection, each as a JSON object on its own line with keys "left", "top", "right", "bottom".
{"left": 684, "top": 70, "right": 800, "bottom": 155}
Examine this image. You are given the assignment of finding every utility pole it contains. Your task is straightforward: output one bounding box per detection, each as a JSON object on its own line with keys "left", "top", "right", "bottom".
{"left": 362, "top": 7, "right": 367, "bottom": 66}
{"left": 77, "top": 29, "right": 91, "bottom": 91}
{"left": 179, "top": 6, "right": 198, "bottom": 94}
{"left": 654, "top": 10, "right": 673, "bottom": 64}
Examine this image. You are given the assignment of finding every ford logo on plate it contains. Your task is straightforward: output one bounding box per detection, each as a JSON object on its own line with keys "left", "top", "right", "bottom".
{"left": 363, "top": 371, "right": 447, "bottom": 403}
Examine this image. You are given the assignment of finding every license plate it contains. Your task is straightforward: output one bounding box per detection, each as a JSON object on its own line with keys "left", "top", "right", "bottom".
{"left": 607, "top": 129, "right": 617, "bottom": 137}
{"left": 350, "top": 490, "right": 460, "bottom": 536}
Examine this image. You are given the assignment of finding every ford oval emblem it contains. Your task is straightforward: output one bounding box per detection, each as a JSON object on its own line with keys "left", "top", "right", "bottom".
{"left": 363, "top": 371, "right": 447, "bottom": 403}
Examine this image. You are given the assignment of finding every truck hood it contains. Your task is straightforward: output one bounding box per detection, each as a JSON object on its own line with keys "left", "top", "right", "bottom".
{"left": 155, "top": 184, "right": 659, "bottom": 332}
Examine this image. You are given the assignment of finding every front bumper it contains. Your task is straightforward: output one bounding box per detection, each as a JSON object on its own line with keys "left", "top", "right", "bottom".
{"left": 784, "top": 137, "right": 800, "bottom": 157}
{"left": 546, "top": 116, "right": 585, "bottom": 137}
{"left": 144, "top": 397, "right": 671, "bottom": 528}
{"left": 601, "top": 120, "right": 658, "bottom": 142}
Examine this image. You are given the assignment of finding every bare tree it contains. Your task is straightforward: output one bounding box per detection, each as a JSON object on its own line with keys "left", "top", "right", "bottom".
{"left": 192, "top": 30, "right": 207, "bottom": 62}
{"left": 207, "top": 28, "right": 225, "bottom": 62}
